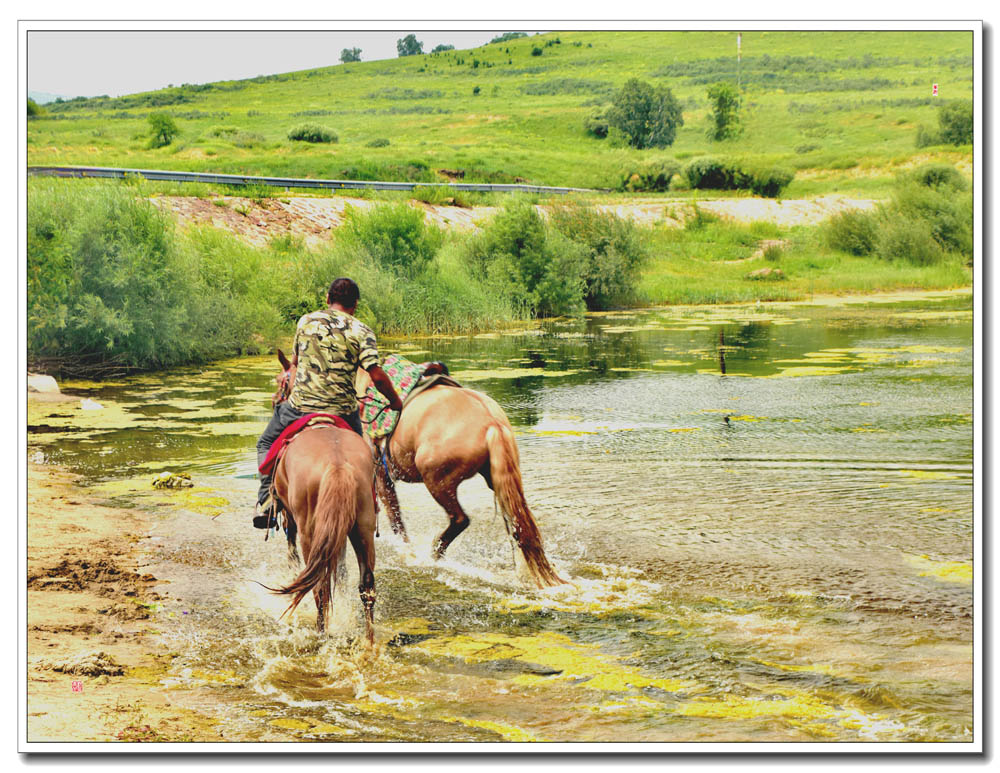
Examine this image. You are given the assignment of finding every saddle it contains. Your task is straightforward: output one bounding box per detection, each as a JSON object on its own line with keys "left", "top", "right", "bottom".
{"left": 258, "top": 413, "right": 352, "bottom": 477}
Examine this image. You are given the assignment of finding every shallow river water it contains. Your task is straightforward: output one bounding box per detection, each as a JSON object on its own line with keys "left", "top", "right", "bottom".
{"left": 28, "top": 291, "right": 975, "bottom": 744}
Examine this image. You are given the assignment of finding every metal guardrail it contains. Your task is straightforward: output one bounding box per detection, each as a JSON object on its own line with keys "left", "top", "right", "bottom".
{"left": 27, "top": 165, "right": 596, "bottom": 195}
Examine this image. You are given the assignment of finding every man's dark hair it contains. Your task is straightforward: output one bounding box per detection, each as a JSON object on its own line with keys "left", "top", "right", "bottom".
{"left": 327, "top": 277, "right": 360, "bottom": 307}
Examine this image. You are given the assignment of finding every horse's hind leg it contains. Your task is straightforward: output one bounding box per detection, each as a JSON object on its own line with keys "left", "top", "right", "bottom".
{"left": 425, "top": 478, "right": 470, "bottom": 561}
{"left": 348, "top": 524, "right": 376, "bottom": 647}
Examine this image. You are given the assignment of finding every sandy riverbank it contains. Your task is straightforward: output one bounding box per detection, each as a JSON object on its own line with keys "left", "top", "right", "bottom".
{"left": 25, "top": 456, "right": 223, "bottom": 744}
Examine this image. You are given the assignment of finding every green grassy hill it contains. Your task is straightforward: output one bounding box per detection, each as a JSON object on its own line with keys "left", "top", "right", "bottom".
{"left": 28, "top": 30, "right": 973, "bottom": 196}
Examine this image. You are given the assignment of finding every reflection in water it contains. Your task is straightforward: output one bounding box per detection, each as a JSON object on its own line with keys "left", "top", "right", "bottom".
{"left": 28, "top": 293, "right": 974, "bottom": 743}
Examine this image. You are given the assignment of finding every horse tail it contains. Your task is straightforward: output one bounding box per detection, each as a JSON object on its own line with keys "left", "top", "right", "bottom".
{"left": 485, "top": 424, "right": 564, "bottom": 588}
{"left": 271, "top": 463, "right": 357, "bottom": 621}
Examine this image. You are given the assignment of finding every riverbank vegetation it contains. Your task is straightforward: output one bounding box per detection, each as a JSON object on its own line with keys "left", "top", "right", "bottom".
{"left": 28, "top": 173, "right": 971, "bottom": 376}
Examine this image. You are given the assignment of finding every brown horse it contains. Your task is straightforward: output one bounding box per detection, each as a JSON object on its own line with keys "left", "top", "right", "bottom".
{"left": 355, "top": 366, "right": 564, "bottom": 589}
{"left": 266, "top": 353, "right": 378, "bottom": 643}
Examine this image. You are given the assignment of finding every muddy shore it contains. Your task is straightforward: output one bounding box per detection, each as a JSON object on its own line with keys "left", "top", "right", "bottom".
{"left": 26, "top": 453, "right": 224, "bottom": 743}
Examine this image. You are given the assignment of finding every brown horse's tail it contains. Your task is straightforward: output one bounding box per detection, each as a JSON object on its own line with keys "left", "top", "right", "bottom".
{"left": 271, "top": 463, "right": 357, "bottom": 621}
{"left": 485, "top": 424, "right": 564, "bottom": 588}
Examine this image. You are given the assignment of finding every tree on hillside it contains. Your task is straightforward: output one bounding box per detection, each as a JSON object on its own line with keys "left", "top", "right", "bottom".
{"left": 706, "top": 82, "right": 741, "bottom": 141}
{"left": 607, "top": 79, "right": 684, "bottom": 149}
{"left": 397, "top": 34, "right": 424, "bottom": 57}
{"left": 490, "top": 32, "right": 527, "bottom": 44}
{"left": 340, "top": 47, "right": 362, "bottom": 63}
{"left": 27, "top": 97, "right": 41, "bottom": 116}
{"left": 431, "top": 44, "right": 455, "bottom": 53}
{"left": 147, "top": 113, "right": 179, "bottom": 148}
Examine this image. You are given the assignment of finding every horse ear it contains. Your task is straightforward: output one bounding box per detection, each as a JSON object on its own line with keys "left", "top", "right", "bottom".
{"left": 277, "top": 349, "right": 291, "bottom": 371}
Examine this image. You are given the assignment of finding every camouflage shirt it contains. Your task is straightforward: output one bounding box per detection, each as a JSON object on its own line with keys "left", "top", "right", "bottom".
{"left": 288, "top": 308, "right": 379, "bottom": 414}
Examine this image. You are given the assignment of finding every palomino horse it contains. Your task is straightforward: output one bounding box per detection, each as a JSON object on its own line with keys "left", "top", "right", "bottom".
{"left": 266, "top": 352, "right": 378, "bottom": 643}
{"left": 355, "top": 364, "right": 565, "bottom": 589}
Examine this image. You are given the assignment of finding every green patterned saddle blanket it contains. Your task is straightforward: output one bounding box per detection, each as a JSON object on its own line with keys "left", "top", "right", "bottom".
{"left": 359, "top": 354, "right": 460, "bottom": 439}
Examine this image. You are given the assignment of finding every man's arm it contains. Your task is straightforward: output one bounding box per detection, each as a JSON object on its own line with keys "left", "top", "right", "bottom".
{"left": 366, "top": 364, "right": 403, "bottom": 412}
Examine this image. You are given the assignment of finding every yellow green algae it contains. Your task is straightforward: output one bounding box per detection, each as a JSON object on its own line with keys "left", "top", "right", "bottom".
{"left": 450, "top": 368, "right": 581, "bottom": 382}
{"left": 897, "top": 469, "right": 959, "bottom": 481}
{"left": 409, "top": 631, "right": 697, "bottom": 695}
{"left": 904, "top": 554, "right": 973, "bottom": 585}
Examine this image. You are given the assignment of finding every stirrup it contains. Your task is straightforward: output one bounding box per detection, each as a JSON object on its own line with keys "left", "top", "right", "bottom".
{"left": 253, "top": 502, "right": 277, "bottom": 530}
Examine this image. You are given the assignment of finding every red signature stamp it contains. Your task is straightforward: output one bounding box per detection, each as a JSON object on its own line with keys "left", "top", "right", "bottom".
{"left": 71, "top": 680, "right": 83, "bottom": 693}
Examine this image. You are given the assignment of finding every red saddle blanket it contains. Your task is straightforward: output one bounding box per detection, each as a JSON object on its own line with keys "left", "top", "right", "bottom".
{"left": 258, "top": 413, "right": 352, "bottom": 476}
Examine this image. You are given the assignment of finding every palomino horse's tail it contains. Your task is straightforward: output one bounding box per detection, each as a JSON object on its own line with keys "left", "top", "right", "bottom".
{"left": 270, "top": 463, "right": 357, "bottom": 622}
{"left": 485, "top": 424, "right": 564, "bottom": 588}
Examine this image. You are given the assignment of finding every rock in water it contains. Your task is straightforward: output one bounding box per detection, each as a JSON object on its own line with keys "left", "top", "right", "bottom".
{"left": 80, "top": 398, "right": 104, "bottom": 410}
{"left": 27, "top": 373, "right": 60, "bottom": 394}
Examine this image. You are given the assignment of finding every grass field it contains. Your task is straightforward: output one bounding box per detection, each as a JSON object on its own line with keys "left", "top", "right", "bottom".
{"left": 28, "top": 30, "right": 973, "bottom": 196}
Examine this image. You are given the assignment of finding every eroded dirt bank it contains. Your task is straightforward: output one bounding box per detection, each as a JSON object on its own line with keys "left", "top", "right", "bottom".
{"left": 152, "top": 194, "right": 878, "bottom": 248}
{"left": 26, "top": 451, "right": 223, "bottom": 743}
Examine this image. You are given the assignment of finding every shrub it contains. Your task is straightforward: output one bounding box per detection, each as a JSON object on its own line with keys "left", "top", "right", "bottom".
{"left": 746, "top": 165, "right": 795, "bottom": 197}
{"left": 147, "top": 112, "right": 179, "bottom": 148}
{"left": 619, "top": 159, "right": 680, "bottom": 192}
{"left": 584, "top": 112, "right": 609, "bottom": 138}
{"left": 27, "top": 98, "right": 41, "bottom": 116}
{"left": 287, "top": 124, "right": 337, "bottom": 143}
{"left": 909, "top": 163, "right": 969, "bottom": 192}
{"left": 938, "top": 100, "right": 973, "bottom": 145}
{"left": 889, "top": 183, "right": 972, "bottom": 258}
{"left": 462, "top": 198, "right": 585, "bottom": 317}
{"left": 706, "top": 82, "right": 741, "bottom": 141}
{"left": 27, "top": 181, "right": 280, "bottom": 372}
{"left": 549, "top": 203, "right": 648, "bottom": 310}
{"left": 607, "top": 78, "right": 684, "bottom": 149}
{"left": 824, "top": 209, "right": 879, "bottom": 255}
{"left": 340, "top": 47, "right": 362, "bottom": 63}
{"left": 338, "top": 202, "right": 443, "bottom": 276}
{"left": 876, "top": 218, "right": 944, "bottom": 265}
{"left": 683, "top": 157, "right": 794, "bottom": 198}
{"left": 531, "top": 47, "right": 543, "bottom": 56}
{"left": 366, "top": 137, "right": 390, "bottom": 147}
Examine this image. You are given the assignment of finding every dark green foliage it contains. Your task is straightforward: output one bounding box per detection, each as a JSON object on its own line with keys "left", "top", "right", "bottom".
{"left": 706, "top": 82, "right": 741, "bottom": 141}
{"left": 531, "top": 47, "right": 543, "bottom": 57}
{"left": 683, "top": 157, "right": 794, "bottom": 198}
{"left": 462, "top": 199, "right": 585, "bottom": 317}
{"left": 876, "top": 218, "right": 944, "bottom": 266}
{"left": 339, "top": 203, "right": 444, "bottom": 276}
{"left": 619, "top": 159, "right": 680, "bottom": 192}
{"left": 366, "top": 137, "right": 390, "bottom": 147}
{"left": 909, "top": 163, "right": 969, "bottom": 192}
{"left": 431, "top": 44, "right": 455, "bottom": 53}
{"left": 520, "top": 78, "right": 614, "bottom": 96}
{"left": 937, "top": 99, "right": 973, "bottom": 145}
{"left": 397, "top": 34, "right": 423, "bottom": 57}
{"left": 27, "top": 98, "right": 41, "bottom": 116}
{"left": 340, "top": 47, "right": 362, "bottom": 63}
{"left": 747, "top": 165, "right": 795, "bottom": 197}
{"left": 549, "top": 204, "right": 648, "bottom": 310}
{"left": 888, "top": 183, "right": 972, "bottom": 258}
{"left": 27, "top": 182, "right": 278, "bottom": 372}
{"left": 147, "top": 112, "right": 179, "bottom": 148}
{"left": 607, "top": 79, "right": 684, "bottom": 149}
{"left": 584, "top": 112, "right": 609, "bottom": 138}
{"left": 473, "top": 86, "right": 481, "bottom": 96}
{"left": 490, "top": 32, "right": 527, "bottom": 44}
{"left": 824, "top": 209, "right": 879, "bottom": 255}
{"left": 287, "top": 124, "right": 337, "bottom": 143}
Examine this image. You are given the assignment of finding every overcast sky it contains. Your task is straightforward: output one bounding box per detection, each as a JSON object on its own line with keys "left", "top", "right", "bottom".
{"left": 27, "top": 30, "right": 541, "bottom": 98}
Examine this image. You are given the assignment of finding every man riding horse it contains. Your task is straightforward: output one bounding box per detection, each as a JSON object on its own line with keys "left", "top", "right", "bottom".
{"left": 254, "top": 277, "right": 403, "bottom": 529}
